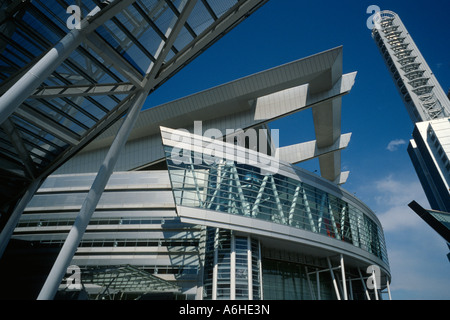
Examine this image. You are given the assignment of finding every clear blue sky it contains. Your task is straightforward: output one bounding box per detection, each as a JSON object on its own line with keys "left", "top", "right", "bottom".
{"left": 147, "top": 0, "right": 450, "bottom": 300}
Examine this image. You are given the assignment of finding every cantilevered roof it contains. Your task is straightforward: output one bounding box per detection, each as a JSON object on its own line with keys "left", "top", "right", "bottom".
{"left": 0, "top": 0, "right": 269, "bottom": 226}
{"left": 58, "top": 46, "right": 355, "bottom": 185}
{"left": 75, "top": 265, "right": 181, "bottom": 298}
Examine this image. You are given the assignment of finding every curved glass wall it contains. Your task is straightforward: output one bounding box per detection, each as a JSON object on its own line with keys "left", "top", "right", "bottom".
{"left": 164, "top": 146, "right": 389, "bottom": 264}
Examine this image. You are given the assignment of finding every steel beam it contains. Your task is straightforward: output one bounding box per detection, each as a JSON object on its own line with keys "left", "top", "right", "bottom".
{"left": 85, "top": 33, "right": 144, "bottom": 87}
{"left": 31, "top": 83, "right": 136, "bottom": 99}
{"left": 340, "top": 254, "right": 348, "bottom": 300}
{"left": 37, "top": 89, "right": 147, "bottom": 300}
{"left": 14, "top": 106, "right": 80, "bottom": 146}
{"left": 144, "top": 0, "right": 197, "bottom": 82}
{"left": 0, "top": 0, "right": 137, "bottom": 126}
{"left": 1, "top": 119, "right": 36, "bottom": 178}
{"left": 0, "top": 178, "right": 42, "bottom": 259}
{"left": 358, "top": 268, "right": 371, "bottom": 300}
{"left": 327, "top": 257, "right": 341, "bottom": 300}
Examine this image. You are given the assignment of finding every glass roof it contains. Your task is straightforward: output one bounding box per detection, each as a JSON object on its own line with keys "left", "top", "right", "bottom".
{"left": 0, "top": 0, "right": 268, "bottom": 220}
{"left": 79, "top": 265, "right": 181, "bottom": 296}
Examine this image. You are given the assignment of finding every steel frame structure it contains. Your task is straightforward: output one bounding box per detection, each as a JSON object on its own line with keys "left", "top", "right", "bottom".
{"left": 372, "top": 10, "right": 450, "bottom": 123}
{"left": 0, "top": 0, "right": 269, "bottom": 299}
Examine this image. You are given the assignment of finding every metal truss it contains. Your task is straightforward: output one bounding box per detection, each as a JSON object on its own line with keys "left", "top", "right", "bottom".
{"left": 0, "top": 0, "right": 269, "bottom": 223}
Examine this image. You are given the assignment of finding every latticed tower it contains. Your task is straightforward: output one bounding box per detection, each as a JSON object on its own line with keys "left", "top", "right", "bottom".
{"left": 372, "top": 10, "right": 450, "bottom": 123}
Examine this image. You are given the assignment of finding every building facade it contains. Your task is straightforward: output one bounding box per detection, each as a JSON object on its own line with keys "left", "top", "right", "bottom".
{"left": 6, "top": 47, "right": 391, "bottom": 300}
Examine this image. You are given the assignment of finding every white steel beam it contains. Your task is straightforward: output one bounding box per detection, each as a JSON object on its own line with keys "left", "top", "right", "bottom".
{"left": 247, "top": 237, "right": 253, "bottom": 300}
{"left": 37, "top": 89, "right": 148, "bottom": 300}
{"left": 340, "top": 254, "right": 348, "bottom": 300}
{"left": 0, "top": 0, "right": 135, "bottom": 126}
{"left": 144, "top": 0, "right": 197, "bottom": 83}
{"left": 288, "top": 184, "right": 300, "bottom": 225}
{"left": 251, "top": 175, "right": 269, "bottom": 217}
{"left": 85, "top": 33, "right": 143, "bottom": 88}
{"left": 358, "top": 268, "right": 371, "bottom": 300}
{"left": 328, "top": 202, "right": 341, "bottom": 240}
{"left": 270, "top": 176, "right": 286, "bottom": 224}
{"left": 327, "top": 257, "right": 341, "bottom": 300}
{"left": 275, "top": 133, "right": 352, "bottom": 165}
{"left": 230, "top": 232, "right": 236, "bottom": 300}
{"left": 212, "top": 228, "right": 219, "bottom": 300}
{"left": 31, "top": 83, "right": 136, "bottom": 99}
{"left": 1, "top": 119, "right": 36, "bottom": 178}
{"left": 14, "top": 106, "right": 80, "bottom": 146}
{"left": 302, "top": 187, "right": 317, "bottom": 233}
{"left": 0, "top": 178, "right": 42, "bottom": 259}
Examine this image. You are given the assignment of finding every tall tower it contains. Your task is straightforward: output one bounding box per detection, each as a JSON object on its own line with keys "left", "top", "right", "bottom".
{"left": 372, "top": 11, "right": 450, "bottom": 123}
{"left": 372, "top": 11, "right": 450, "bottom": 213}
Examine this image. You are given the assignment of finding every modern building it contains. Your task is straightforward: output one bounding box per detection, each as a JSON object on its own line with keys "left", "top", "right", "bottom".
{"left": 372, "top": 10, "right": 450, "bottom": 260}
{"left": 2, "top": 46, "right": 392, "bottom": 300}
{"left": 408, "top": 118, "right": 450, "bottom": 212}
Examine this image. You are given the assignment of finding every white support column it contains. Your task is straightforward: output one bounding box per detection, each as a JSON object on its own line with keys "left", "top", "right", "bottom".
{"left": 258, "top": 240, "right": 263, "bottom": 300}
{"left": 328, "top": 203, "right": 341, "bottom": 240}
{"left": 327, "top": 257, "right": 341, "bottom": 300}
{"left": 358, "top": 268, "right": 371, "bottom": 300}
{"left": 212, "top": 228, "right": 219, "bottom": 300}
{"left": 0, "top": 31, "right": 84, "bottom": 125}
{"left": 303, "top": 187, "right": 317, "bottom": 233}
{"left": 387, "top": 280, "right": 392, "bottom": 300}
{"left": 288, "top": 184, "right": 300, "bottom": 225}
{"left": 0, "top": 178, "right": 42, "bottom": 259}
{"left": 230, "top": 233, "right": 236, "bottom": 300}
{"left": 270, "top": 176, "right": 286, "bottom": 224}
{"left": 340, "top": 205, "right": 347, "bottom": 240}
{"left": 188, "top": 156, "right": 204, "bottom": 207}
{"left": 316, "top": 269, "right": 321, "bottom": 300}
{"left": 251, "top": 175, "right": 269, "bottom": 217}
{"left": 207, "top": 163, "right": 224, "bottom": 209}
{"left": 372, "top": 268, "right": 379, "bottom": 300}
{"left": 340, "top": 254, "right": 348, "bottom": 300}
{"left": 37, "top": 90, "right": 147, "bottom": 300}
{"left": 247, "top": 237, "right": 253, "bottom": 300}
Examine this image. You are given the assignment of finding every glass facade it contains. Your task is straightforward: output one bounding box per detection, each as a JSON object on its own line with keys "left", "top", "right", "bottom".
{"left": 262, "top": 259, "right": 331, "bottom": 300}
{"left": 164, "top": 147, "right": 389, "bottom": 264}
{"left": 202, "top": 228, "right": 261, "bottom": 300}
